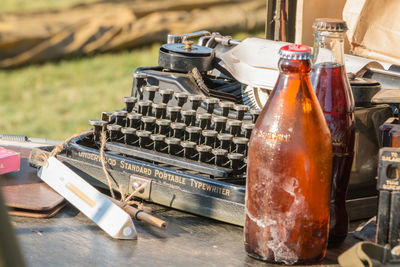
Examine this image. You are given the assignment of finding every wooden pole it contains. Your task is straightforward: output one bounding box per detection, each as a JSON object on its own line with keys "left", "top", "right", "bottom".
{"left": 109, "top": 197, "right": 168, "bottom": 230}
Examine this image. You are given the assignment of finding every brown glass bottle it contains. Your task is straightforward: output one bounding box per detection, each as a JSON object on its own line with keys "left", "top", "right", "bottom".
{"left": 311, "top": 18, "right": 355, "bottom": 246}
{"left": 245, "top": 45, "right": 332, "bottom": 265}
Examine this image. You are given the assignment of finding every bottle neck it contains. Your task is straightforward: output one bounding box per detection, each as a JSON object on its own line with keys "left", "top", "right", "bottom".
{"left": 279, "top": 58, "right": 311, "bottom": 74}
{"left": 312, "top": 31, "right": 345, "bottom": 66}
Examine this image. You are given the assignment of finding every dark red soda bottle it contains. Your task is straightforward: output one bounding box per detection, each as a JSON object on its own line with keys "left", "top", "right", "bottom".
{"left": 311, "top": 18, "right": 356, "bottom": 245}
{"left": 245, "top": 44, "right": 332, "bottom": 264}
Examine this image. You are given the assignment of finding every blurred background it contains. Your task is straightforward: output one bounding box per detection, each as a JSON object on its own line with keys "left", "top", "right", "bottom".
{"left": 0, "top": 0, "right": 265, "bottom": 140}
{"left": 1, "top": 0, "right": 397, "bottom": 140}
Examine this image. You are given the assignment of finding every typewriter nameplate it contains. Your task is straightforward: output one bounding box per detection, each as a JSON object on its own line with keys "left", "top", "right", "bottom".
{"left": 72, "top": 149, "right": 244, "bottom": 203}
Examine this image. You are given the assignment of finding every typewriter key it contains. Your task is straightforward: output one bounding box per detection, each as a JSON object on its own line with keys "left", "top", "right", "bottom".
{"left": 101, "top": 112, "right": 113, "bottom": 122}
{"left": 156, "top": 119, "right": 171, "bottom": 136}
{"left": 160, "top": 89, "right": 174, "bottom": 104}
{"left": 228, "top": 153, "right": 244, "bottom": 170}
{"left": 204, "top": 97, "right": 220, "bottom": 114}
{"left": 212, "top": 116, "right": 228, "bottom": 133}
{"left": 181, "top": 141, "right": 197, "bottom": 159}
{"left": 197, "top": 113, "right": 212, "bottom": 130}
{"left": 242, "top": 123, "right": 255, "bottom": 139}
{"left": 167, "top": 106, "right": 182, "bottom": 122}
{"left": 136, "top": 130, "right": 152, "bottom": 149}
{"left": 138, "top": 100, "right": 152, "bottom": 116}
{"left": 89, "top": 120, "right": 108, "bottom": 142}
{"left": 212, "top": 148, "right": 228, "bottom": 167}
{"left": 202, "top": 130, "right": 218, "bottom": 147}
{"left": 153, "top": 103, "right": 167, "bottom": 119}
{"left": 123, "top": 96, "right": 137, "bottom": 113}
{"left": 219, "top": 101, "right": 235, "bottom": 117}
{"left": 141, "top": 116, "right": 156, "bottom": 132}
{"left": 185, "top": 126, "right": 202, "bottom": 143}
{"left": 113, "top": 110, "right": 128, "bottom": 126}
{"left": 144, "top": 85, "right": 159, "bottom": 101}
{"left": 188, "top": 94, "right": 204, "bottom": 110}
{"left": 217, "top": 133, "right": 233, "bottom": 151}
{"left": 175, "top": 92, "right": 189, "bottom": 107}
{"left": 170, "top": 122, "right": 186, "bottom": 139}
{"left": 182, "top": 110, "right": 196, "bottom": 126}
{"left": 121, "top": 127, "right": 138, "bottom": 145}
{"left": 250, "top": 108, "right": 261, "bottom": 123}
{"left": 196, "top": 145, "right": 212, "bottom": 163}
{"left": 233, "top": 137, "right": 249, "bottom": 155}
{"left": 227, "top": 120, "right": 242, "bottom": 136}
{"left": 165, "top": 137, "right": 181, "bottom": 156}
{"left": 151, "top": 134, "right": 166, "bottom": 152}
{"left": 127, "top": 112, "right": 142, "bottom": 129}
{"left": 107, "top": 124, "right": 123, "bottom": 141}
{"left": 234, "top": 104, "right": 250, "bottom": 120}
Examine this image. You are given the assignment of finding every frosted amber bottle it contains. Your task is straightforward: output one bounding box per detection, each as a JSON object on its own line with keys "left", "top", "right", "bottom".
{"left": 244, "top": 44, "right": 332, "bottom": 264}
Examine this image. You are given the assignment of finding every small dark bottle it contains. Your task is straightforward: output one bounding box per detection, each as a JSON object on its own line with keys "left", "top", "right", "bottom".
{"left": 245, "top": 44, "right": 332, "bottom": 264}
{"left": 311, "top": 18, "right": 356, "bottom": 246}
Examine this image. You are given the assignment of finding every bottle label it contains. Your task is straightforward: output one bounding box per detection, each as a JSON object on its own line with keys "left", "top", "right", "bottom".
{"left": 255, "top": 129, "right": 291, "bottom": 143}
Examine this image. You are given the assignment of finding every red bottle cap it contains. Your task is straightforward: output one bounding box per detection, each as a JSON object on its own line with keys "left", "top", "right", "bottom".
{"left": 279, "top": 44, "right": 312, "bottom": 60}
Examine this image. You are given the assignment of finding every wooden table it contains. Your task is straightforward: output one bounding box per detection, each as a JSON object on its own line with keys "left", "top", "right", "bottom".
{"left": 1, "top": 141, "right": 361, "bottom": 267}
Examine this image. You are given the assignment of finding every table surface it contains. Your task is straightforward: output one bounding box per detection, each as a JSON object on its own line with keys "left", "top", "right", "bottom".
{"left": 1, "top": 141, "right": 361, "bottom": 267}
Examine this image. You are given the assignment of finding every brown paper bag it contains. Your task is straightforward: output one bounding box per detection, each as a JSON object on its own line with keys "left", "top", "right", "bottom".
{"left": 343, "top": 0, "right": 400, "bottom": 65}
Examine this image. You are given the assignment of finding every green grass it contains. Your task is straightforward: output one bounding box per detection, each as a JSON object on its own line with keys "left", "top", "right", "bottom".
{"left": 0, "top": 44, "right": 160, "bottom": 140}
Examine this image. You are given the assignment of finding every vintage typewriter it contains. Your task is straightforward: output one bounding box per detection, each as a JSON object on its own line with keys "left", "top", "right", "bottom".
{"left": 34, "top": 31, "right": 397, "bottom": 226}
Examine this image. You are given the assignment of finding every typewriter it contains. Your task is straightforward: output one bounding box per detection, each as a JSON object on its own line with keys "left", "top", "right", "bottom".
{"left": 36, "top": 31, "right": 396, "bottom": 226}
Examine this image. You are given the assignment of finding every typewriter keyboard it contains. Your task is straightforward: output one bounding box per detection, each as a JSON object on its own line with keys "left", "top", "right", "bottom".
{"left": 84, "top": 86, "right": 261, "bottom": 180}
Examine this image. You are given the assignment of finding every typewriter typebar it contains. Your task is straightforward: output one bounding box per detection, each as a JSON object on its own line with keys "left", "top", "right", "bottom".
{"left": 62, "top": 88, "right": 259, "bottom": 226}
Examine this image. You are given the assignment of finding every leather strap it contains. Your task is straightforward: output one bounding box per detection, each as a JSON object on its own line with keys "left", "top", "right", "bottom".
{"left": 338, "top": 242, "right": 400, "bottom": 267}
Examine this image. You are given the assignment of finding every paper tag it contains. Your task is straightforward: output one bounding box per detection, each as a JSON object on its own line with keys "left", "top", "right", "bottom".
{"left": 38, "top": 157, "right": 137, "bottom": 240}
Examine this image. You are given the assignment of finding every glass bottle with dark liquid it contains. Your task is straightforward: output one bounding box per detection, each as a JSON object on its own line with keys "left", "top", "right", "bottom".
{"left": 311, "top": 18, "right": 355, "bottom": 245}
{"left": 245, "top": 44, "right": 332, "bottom": 264}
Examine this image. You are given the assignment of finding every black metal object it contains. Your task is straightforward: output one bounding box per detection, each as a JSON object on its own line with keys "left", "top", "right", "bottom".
{"left": 348, "top": 105, "right": 393, "bottom": 200}
{"left": 158, "top": 43, "right": 215, "bottom": 72}
{"left": 376, "top": 148, "right": 400, "bottom": 247}
{"left": 349, "top": 77, "right": 381, "bottom": 107}
{"left": 55, "top": 76, "right": 257, "bottom": 225}
{"left": 105, "top": 142, "right": 231, "bottom": 177}
{"left": 131, "top": 67, "right": 242, "bottom": 103}
{"left": 380, "top": 117, "right": 400, "bottom": 147}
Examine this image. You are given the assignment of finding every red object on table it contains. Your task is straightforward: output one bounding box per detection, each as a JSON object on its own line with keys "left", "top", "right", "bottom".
{"left": 0, "top": 147, "right": 21, "bottom": 174}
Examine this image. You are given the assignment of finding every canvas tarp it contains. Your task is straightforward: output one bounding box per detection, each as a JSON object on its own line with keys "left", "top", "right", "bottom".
{"left": 0, "top": 0, "right": 266, "bottom": 68}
